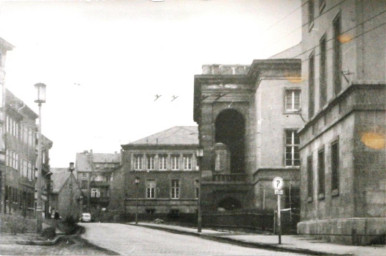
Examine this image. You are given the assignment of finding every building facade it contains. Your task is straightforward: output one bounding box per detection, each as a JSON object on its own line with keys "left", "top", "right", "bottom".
{"left": 75, "top": 150, "right": 121, "bottom": 218}
{"left": 193, "top": 59, "right": 304, "bottom": 216}
{"left": 0, "top": 37, "right": 13, "bottom": 213}
{"left": 119, "top": 126, "right": 200, "bottom": 220}
{"left": 50, "top": 168, "right": 83, "bottom": 220}
{"left": 297, "top": 0, "right": 386, "bottom": 244}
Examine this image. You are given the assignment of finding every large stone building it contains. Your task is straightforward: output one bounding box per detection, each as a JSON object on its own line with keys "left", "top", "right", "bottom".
{"left": 2, "top": 90, "right": 52, "bottom": 218}
{"left": 193, "top": 57, "right": 304, "bottom": 216}
{"left": 117, "top": 126, "right": 200, "bottom": 220}
{"left": 297, "top": 0, "right": 386, "bottom": 244}
{"left": 0, "top": 37, "right": 13, "bottom": 213}
{"left": 75, "top": 150, "right": 121, "bottom": 218}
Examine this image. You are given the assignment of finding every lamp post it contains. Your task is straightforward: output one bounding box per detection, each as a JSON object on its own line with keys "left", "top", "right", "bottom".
{"left": 195, "top": 148, "right": 204, "bottom": 233}
{"left": 69, "top": 162, "right": 75, "bottom": 218}
{"left": 134, "top": 176, "right": 140, "bottom": 225}
{"left": 34, "top": 83, "right": 46, "bottom": 233}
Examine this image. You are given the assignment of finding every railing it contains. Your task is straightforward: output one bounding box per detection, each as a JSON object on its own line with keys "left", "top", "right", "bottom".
{"left": 212, "top": 174, "right": 246, "bottom": 182}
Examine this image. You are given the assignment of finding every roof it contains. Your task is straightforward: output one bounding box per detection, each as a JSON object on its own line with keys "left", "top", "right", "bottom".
{"left": 76, "top": 151, "right": 121, "bottom": 172}
{"left": 51, "top": 168, "right": 71, "bottom": 193}
{"left": 269, "top": 43, "right": 301, "bottom": 59}
{"left": 126, "top": 126, "right": 198, "bottom": 146}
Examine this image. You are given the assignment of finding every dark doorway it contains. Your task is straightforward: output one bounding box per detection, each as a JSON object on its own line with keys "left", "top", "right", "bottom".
{"left": 218, "top": 197, "right": 242, "bottom": 211}
{"left": 215, "top": 109, "right": 245, "bottom": 173}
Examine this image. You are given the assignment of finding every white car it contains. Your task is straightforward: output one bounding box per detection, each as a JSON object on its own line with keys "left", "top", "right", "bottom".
{"left": 80, "top": 213, "right": 92, "bottom": 222}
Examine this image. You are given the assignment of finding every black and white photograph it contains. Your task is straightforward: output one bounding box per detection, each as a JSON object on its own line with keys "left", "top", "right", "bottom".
{"left": 0, "top": 0, "right": 385, "bottom": 255}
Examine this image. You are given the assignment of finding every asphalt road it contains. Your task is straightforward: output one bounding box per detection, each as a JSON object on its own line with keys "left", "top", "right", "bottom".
{"left": 80, "top": 223, "right": 301, "bottom": 256}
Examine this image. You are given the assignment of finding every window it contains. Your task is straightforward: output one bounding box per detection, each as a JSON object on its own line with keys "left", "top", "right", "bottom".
{"left": 308, "top": 52, "right": 315, "bottom": 118}
{"left": 318, "top": 149, "right": 325, "bottom": 199}
{"left": 159, "top": 155, "right": 167, "bottom": 170}
{"left": 134, "top": 155, "right": 143, "bottom": 170}
{"left": 319, "top": 35, "right": 327, "bottom": 108}
{"left": 333, "top": 14, "right": 342, "bottom": 95}
{"left": 331, "top": 141, "right": 340, "bottom": 194}
{"left": 285, "top": 89, "right": 301, "bottom": 112}
{"left": 146, "top": 180, "right": 156, "bottom": 199}
{"left": 147, "top": 155, "right": 155, "bottom": 170}
{"left": 183, "top": 155, "right": 192, "bottom": 170}
{"left": 81, "top": 180, "right": 88, "bottom": 189}
{"left": 285, "top": 130, "right": 300, "bottom": 166}
{"left": 171, "top": 179, "right": 180, "bottom": 199}
{"left": 171, "top": 155, "right": 179, "bottom": 170}
{"left": 307, "top": 155, "right": 313, "bottom": 201}
{"left": 308, "top": 0, "right": 315, "bottom": 29}
{"left": 146, "top": 209, "right": 155, "bottom": 214}
{"left": 195, "top": 179, "right": 199, "bottom": 199}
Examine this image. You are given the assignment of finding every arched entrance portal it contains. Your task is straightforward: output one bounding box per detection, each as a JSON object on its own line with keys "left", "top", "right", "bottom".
{"left": 218, "top": 197, "right": 242, "bottom": 211}
{"left": 215, "top": 109, "right": 245, "bottom": 173}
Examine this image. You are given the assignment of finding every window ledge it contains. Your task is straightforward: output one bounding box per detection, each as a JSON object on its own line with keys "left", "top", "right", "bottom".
{"left": 318, "top": 193, "right": 325, "bottom": 200}
{"left": 332, "top": 189, "right": 339, "bottom": 197}
{"left": 284, "top": 110, "right": 301, "bottom": 115}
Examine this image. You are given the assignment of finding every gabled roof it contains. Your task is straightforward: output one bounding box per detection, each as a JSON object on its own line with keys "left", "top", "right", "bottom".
{"left": 92, "top": 153, "right": 121, "bottom": 163}
{"left": 125, "top": 126, "right": 198, "bottom": 146}
{"left": 51, "top": 168, "right": 71, "bottom": 193}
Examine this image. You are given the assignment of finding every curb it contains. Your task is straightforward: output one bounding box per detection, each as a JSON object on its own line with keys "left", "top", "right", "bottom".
{"left": 134, "top": 224, "right": 350, "bottom": 256}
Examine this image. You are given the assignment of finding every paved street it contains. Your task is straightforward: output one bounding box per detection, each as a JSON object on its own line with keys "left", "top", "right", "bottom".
{"left": 80, "top": 223, "right": 301, "bottom": 256}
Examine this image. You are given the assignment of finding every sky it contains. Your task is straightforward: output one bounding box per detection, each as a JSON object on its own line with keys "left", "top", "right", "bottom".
{"left": 0, "top": 0, "right": 301, "bottom": 167}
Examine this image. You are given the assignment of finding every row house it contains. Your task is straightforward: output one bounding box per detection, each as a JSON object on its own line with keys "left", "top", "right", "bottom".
{"left": 2, "top": 89, "right": 52, "bottom": 218}
{"left": 75, "top": 150, "right": 121, "bottom": 218}
{"left": 113, "top": 126, "right": 200, "bottom": 219}
{"left": 0, "top": 37, "right": 13, "bottom": 213}
{"left": 297, "top": 0, "right": 386, "bottom": 245}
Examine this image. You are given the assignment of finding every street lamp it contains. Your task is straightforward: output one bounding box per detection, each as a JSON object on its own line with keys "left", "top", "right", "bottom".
{"left": 134, "top": 176, "right": 140, "bottom": 225}
{"left": 34, "top": 82, "right": 46, "bottom": 233}
{"left": 69, "top": 162, "right": 75, "bottom": 217}
{"left": 195, "top": 148, "right": 204, "bottom": 233}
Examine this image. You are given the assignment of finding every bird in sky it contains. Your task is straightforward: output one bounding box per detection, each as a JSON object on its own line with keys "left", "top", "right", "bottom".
{"left": 154, "top": 94, "right": 162, "bottom": 101}
{"left": 171, "top": 95, "right": 179, "bottom": 102}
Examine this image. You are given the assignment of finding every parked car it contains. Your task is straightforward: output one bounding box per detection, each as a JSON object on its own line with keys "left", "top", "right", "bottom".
{"left": 80, "top": 213, "right": 92, "bottom": 222}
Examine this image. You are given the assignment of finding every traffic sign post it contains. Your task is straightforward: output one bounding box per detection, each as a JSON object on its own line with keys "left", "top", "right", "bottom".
{"left": 272, "top": 177, "right": 284, "bottom": 245}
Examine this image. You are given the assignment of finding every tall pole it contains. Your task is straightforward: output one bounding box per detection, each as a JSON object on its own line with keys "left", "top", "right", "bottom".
{"left": 135, "top": 182, "right": 139, "bottom": 225}
{"left": 197, "top": 155, "right": 202, "bottom": 233}
{"left": 277, "top": 194, "right": 282, "bottom": 244}
{"left": 36, "top": 102, "right": 43, "bottom": 233}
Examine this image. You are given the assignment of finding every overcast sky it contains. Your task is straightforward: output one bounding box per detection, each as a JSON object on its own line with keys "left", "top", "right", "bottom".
{"left": 0, "top": 0, "right": 301, "bottom": 167}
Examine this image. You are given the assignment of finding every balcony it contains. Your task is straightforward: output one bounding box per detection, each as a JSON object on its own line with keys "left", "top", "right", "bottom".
{"left": 90, "top": 180, "right": 110, "bottom": 187}
{"left": 212, "top": 174, "right": 246, "bottom": 183}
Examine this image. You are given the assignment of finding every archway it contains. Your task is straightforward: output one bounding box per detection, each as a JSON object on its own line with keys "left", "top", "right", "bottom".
{"left": 218, "top": 197, "right": 242, "bottom": 211}
{"left": 215, "top": 109, "right": 245, "bottom": 173}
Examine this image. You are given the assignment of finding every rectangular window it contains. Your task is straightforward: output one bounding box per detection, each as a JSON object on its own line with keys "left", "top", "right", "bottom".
{"left": 183, "top": 155, "right": 192, "bottom": 170}
{"left": 147, "top": 155, "right": 154, "bottom": 170}
{"left": 307, "top": 155, "right": 313, "bottom": 201}
{"left": 171, "top": 155, "right": 179, "bottom": 170}
{"left": 319, "top": 35, "right": 327, "bottom": 108}
{"left": 195, "top": 179, "right": 199, "bottom": 199}
{"left": 333, "top": 14, "right": 342, "bottom": 95}
{"left": 285, "top": 130, "right": 300, "bottom": 166}
{"left": 146, "top": 180, "right": 156, "bottom": 199}
{"left": 331, "top": 141, "right": 340, "bottom": 193}
{"left": 318, "top": 149, "right": 325, "bottom": 198}
{"left": 159, "top": 155, "right": 167, "bottom": 170}
{"left": 285, "top": 89, "right": 301, "bottom": 112}
{"left": 134, "top": 155, "right": 143, "bottom": 170}
{"left": 308, "top": 52, "right": 315, "bottom": 118}
{"left": 81, "top": 180, "right": 88, "bottom": 189}
{"left": 171, "top": 179, "right": 180, "bottom": 199}
{"left": 308, "top": 0, "right": 314, "bottom": 29}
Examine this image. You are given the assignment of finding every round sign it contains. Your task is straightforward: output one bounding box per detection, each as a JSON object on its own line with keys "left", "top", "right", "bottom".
{"left": 272, "top": 177, "right": 284, "bottom": 190}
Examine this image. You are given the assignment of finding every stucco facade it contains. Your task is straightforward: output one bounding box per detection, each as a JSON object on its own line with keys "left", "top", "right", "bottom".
{"left": 119, "top": 126, "right": 200, "bottom": 219}
{"left": 194, "top": 59, "right": 304, "bottom": 214}
{"left": 297, "top": 0, "right": 386, "bottom": 244}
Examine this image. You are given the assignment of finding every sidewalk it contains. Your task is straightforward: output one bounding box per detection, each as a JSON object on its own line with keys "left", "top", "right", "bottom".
{"left": 135, "top": 222, "right": 386, "bottom": 256}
